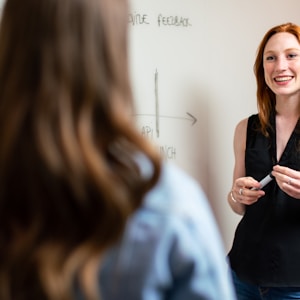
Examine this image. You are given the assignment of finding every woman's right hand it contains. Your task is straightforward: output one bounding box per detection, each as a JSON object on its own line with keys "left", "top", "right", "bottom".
{"left": 231, "top": 176, "right": 265, "bottom": 205}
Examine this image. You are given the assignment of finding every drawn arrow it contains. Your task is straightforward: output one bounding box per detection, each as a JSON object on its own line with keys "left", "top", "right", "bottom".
{"left": 134, "top": 112, "right": 197, "bottom": 125}
{"left": 134, "top": 69, "right": 197, "bottom": 138}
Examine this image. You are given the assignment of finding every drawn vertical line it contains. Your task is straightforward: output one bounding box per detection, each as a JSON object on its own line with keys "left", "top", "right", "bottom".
{"left": 155, "top": 69, "right": 159, "bottom": 138}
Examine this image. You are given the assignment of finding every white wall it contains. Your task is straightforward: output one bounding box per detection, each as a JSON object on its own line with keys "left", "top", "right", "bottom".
{"left": 129, "top": 0, "right": 300, "bottom": 251}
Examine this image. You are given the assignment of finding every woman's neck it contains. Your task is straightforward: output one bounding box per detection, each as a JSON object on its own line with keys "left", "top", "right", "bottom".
{"left": 275, "top": 93, "right": 300, "bottom": 118}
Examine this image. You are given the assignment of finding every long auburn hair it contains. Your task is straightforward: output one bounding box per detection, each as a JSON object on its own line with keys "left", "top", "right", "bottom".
{"left": 254, "top": 22, "right": 300, "bottom": 135}
{"left": 0, "top": 0, "right": 161, "bottom": 299}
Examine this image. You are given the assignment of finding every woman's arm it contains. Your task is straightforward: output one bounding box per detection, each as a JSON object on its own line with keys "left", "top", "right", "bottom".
{"left": 227, "top": 118, "right": 264, "bottom": 215}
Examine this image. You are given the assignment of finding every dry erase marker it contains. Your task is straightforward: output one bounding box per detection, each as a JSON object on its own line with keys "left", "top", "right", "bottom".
{"left": 251, "top": 173, "right": 274, "bottom": 190}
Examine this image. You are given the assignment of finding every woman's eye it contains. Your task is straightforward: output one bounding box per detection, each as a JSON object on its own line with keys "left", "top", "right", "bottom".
{"left": 288, "top": 53, "right": 297, "bottom": 59}
{"left": 266, "top": 56, "right": 275, "bottom": 61}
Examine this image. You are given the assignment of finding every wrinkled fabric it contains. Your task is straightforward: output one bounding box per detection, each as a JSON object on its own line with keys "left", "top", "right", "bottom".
{"left": 98, "top": 162, "right": 236, "bottom": 300}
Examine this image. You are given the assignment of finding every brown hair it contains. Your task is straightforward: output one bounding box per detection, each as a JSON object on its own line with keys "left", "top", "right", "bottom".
{"left": 0, "top": 0, "right": 161, "bottom": 298}
{"left": 254, "top": 22, "right": 300, "bottom": 135}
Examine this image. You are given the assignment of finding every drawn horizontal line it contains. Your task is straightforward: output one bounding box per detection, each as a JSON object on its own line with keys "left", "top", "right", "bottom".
{"left": 134, "top": 112, "right": 197, "bottom": 125}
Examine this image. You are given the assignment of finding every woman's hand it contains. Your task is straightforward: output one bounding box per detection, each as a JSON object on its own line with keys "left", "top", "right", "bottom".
{"left": 231, "top": 176, "right": 265, "bottom": 205}
{"left": 272, "top": 165, "right": 300, "bottom": 199}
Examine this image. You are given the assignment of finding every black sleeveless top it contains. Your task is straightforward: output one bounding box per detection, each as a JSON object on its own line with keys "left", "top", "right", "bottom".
{"left": 228, "top": 113, "right": 300, "bottom": 286}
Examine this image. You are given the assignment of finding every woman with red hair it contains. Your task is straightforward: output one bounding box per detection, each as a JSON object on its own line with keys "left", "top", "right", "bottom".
{"left": 228, "top": 23, "right": 300, "bottom": 299}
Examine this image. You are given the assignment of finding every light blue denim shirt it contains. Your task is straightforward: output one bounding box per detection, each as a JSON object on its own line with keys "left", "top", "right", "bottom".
{"left": 98, "top": 161, "right": 236, "bottom": 300}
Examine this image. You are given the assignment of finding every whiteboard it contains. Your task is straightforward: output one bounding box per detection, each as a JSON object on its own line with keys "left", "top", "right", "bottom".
{"left": 129, "top": 0, "right": 300, "bottom": 250}
{"left": 129, "top": 0, "right": 208, "bottom": 188}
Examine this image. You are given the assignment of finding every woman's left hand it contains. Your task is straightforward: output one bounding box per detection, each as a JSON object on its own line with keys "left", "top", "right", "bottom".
{"left": 272, "top": 165, "right": 300, "bottom": 199}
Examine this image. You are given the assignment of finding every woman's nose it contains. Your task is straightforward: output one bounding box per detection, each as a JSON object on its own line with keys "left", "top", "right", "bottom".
{"left": 275, "top": 57, "right": 288, "bottom": 71}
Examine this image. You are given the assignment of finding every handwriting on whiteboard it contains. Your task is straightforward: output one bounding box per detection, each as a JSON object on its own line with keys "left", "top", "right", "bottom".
{"left": 136, "top": 70, "right": 197, "bottom": 137}
{"left": 129, "top": 12, "right": 192, "bottom": 27}
{"left": 135, "top": 70, "right": 197, "bottom": 161}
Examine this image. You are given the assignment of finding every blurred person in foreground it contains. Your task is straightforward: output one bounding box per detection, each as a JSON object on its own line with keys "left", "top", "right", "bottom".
{"left": 0, "top": 0, "right": 236, "bottom": 299}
